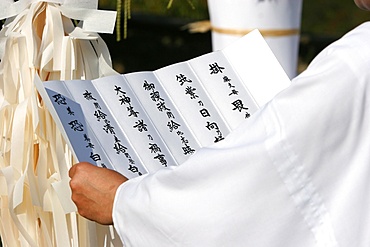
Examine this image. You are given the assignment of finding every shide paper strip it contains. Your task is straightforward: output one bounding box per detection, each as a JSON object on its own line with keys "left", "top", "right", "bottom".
{"left": 0, "top": 1, "right": 121, "bottom": 246}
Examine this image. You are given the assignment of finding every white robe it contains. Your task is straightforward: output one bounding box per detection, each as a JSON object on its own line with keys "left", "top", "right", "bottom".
{"left": 112, "top": 22, "right": 370, "bottom": 247}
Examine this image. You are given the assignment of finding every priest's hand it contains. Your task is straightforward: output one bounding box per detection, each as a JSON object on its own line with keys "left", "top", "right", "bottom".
{"left": 69, "top": 162, "right": 128, "bottom": 225}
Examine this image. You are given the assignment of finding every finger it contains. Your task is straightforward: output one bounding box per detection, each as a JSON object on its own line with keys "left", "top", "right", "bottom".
{"left": 69, "top": 164, "right": 77, "bottom": 178}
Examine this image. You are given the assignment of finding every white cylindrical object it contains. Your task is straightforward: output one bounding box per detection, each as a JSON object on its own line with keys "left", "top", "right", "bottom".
{"left": 207, "top": 0, "right": 303, "bottom": 78}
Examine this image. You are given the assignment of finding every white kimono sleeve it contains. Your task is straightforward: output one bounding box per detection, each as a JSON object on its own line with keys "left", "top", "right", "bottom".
{"left": 112, "top": 22, "right": 370, "bottom": 247}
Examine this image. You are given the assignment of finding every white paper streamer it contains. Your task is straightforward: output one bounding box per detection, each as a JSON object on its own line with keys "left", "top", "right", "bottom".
{"left": 0, "top": 0, "right": 116, "bottom": 33}
{"left": 0, "top": 1, "right": 121, "bottom": 246}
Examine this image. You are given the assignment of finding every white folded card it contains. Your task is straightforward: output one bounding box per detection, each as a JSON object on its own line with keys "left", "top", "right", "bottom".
{"left": 35, "top": 30, "right": 290, "bottom": 179}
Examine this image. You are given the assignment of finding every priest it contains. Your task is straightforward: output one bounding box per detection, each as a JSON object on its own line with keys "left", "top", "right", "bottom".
{"left": 69, "top": 0, "right": 370, "bottom": 246}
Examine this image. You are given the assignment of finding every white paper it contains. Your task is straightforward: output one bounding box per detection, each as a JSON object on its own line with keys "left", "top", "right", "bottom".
{"left": 35, "top": 76, "right": 100, "bottom": 166}
{"left": 155, "top": 62, "right": 230, "bottom": 146}
{"left": 223, "top": 30, "right": 291, "bottom": 107}
{"left": 36, "top": 30, "right": 291, "bottom": 176}
{"left": 189, "top": 51, "right": 259, "bottom": 130}
{"left": 92, "top": 75, "right": 178, "bottom": 172}
{"left": 62, "top": 80, "right": 148, "bottom": 178}
{"left": 125, "top": 72, "right": 201, "bottom": 164}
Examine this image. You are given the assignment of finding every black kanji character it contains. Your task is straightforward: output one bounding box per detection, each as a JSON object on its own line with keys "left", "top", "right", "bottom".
{"left": 68, "top": 120, "right": 84, "bottom": 131}
{"left": 176, "top": 74, "right": 192, "bottom": 86}
{"left": 154, "top": 153, "right": 167, "bottom": 167}
{"left": 114, "top": 85, "right": 125, "bottom": 95}
{"left": 52, "top": 94, "right": 67, "bottom": 105}
{"left": 127, "top": 105, "right": 139, "bottom": 118}
{"left": 128, "top": 165, "right": 142, "bottom": 175}
{"left": 103, "top": 119, "right": 115, "bottom": 134}
{"left": 67, "top": 106, "right": 75, "bottom": 116}
{"left": 119, "top": 94, "right": 131, "bottom": 105}
{"left": 94, "top": 109, "right": 107, "bottom": 121}
{"left": 113, "top": 141, "right": 127, "bottom": 154}
{"left": 206, "top": 121, "right": 219, "bottom": 130}
{"left": 133, "top": 119, "right": 148, "bottom": 132}
{"left": 200, "top": 108, "right": 211, "bottom": 118}
{"left": 83, "top": 90, "right": 96, "bottom": 101}
{"left": 209, "top": 62, "right": 225, "bottom": 74}
{"left": 150, "top": 91, "right": 163, "bottom": 102}
{"left": 182, "top": 144, "right": 195, "bottom": 155}
{"left": 143, "top": 80, "right": 155, "bottom": 91}
{"left": 232, "top": 99, "right": 249, "bottom": 112}
{"left": 185, "top": 86, "right": 199, "bottom": 99}
{"left": 90, "top": 152, "right": 101, "bottom": 162}
{"left": 149, "top": 143, "right": 162, "bottom": 153}
{"left": 167, "top": 120, "right": 181, "bottom": 132}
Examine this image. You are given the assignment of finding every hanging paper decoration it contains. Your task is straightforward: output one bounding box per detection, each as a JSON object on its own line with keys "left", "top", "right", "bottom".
{"left": 0, "top": 0, "right": 123, "bottom": 246}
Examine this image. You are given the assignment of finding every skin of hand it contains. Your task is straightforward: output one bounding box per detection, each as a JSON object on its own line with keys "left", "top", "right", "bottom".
{"left": 355, "top": 0, "right": 370, "bottom": 10}
{"left": 69, "top": 162, "right": 128, "bottom": 225}
{"left": 66, "top": 0, "right": 367, "bottom": 228}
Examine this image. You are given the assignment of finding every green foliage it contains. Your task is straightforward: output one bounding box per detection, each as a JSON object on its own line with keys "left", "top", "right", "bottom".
{"left": 130, "top": 0, "right": 208, "bottom": 20}
{"left": 98, "top": 0, "right": 370, "bottom": 36}
{"left": 99, "top": 0, "right": 208, "bottom": 20}
{"left": 301, "top": 0, "right": 370, "bottom": 36}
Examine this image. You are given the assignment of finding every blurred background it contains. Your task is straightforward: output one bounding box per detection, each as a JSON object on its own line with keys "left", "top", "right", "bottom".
{"left": 0, "top": 2, "right": 369, "bottom": 247}
{"left": 97, "top": 0, "right": 370, "bottom": 75}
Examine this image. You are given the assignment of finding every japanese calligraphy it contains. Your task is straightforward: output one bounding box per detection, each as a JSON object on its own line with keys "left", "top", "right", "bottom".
{"left": 167, "top": 120, "right": 181, "bottom": 132}
{"left": 40, "top": 29, "right": 287, "bottom": 178}
{"left": 48, "top": 90, "right": 106, "bottom": 168}
{"left": 142, "top": 79, "right": 196, "bottom": 156}
{"left": 78, "top": 86, "right": 144, "bottom": 176}
{"left": 175, "top": 70, "right": 226, "bottom": 144}
{"left": 52, "top": 94, "right": 67, "bottom": 105}
{"left": 176, "top": 73, "right": 192, "bottom": 86}
{"left": 68, "top": 120, "right": 84, "bottom": 131}
{"left": 209, "top": 62, "right": 225, "bottom": 74}
{"left": 232, "top": 99, "right": 251, "bottom": 118}
{"left": 83, "top": 90, "right": 97, "bottom": 101}
{"left": 133, "top": 120, "right": 148, "bottom": 132}
{"left": 208, "top": 62, "right": 252, "bottom": 119}
{"left": 113, "top": 83, "right": 170, "bottom": 168}
{"left": 67, "top": 106, "right": 74, "bottom": 115}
